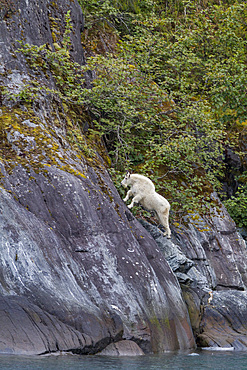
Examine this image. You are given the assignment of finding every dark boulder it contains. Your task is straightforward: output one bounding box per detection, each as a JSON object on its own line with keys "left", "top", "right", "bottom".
{"left": 197, "top": 291, "right": 247, "bottom": 350}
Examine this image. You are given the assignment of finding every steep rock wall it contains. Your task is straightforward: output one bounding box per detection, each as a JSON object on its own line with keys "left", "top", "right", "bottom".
{"left": 0, "top": 0, "right": 195, "bottom": 355}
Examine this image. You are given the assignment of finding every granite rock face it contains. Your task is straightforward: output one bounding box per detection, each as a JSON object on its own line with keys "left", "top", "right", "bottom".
{"left": 139, "top": 200, "right": 247, "bottom": 350}
{"left": 0, "top": 295, "right": 92, "bottom": 355}
{"left": 0, "top": 0, "right": 195, "bottom": 355}
{"left": 0, "top": 168, "right": 195, "bottom": 355}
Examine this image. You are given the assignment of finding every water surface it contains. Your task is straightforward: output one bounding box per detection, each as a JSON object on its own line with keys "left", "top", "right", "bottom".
{"left": 0, "top": 349, "right": 247, "bottom": 370}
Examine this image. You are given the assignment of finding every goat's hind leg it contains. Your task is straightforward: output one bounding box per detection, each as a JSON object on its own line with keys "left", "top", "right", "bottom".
{"left": 157, "top": 209, "right": 171, "bottom": 238}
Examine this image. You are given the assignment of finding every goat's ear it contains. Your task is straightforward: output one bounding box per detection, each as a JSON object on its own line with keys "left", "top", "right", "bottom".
{"left": 126, "top": 171, "right": 130, "bottom": 178}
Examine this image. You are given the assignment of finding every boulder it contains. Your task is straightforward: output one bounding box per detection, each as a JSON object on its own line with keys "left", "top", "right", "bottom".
{"left": 99, "top": 340, "right": 144, "bottom": 356}
{"left": 197, "top": 291, "right": 247, "bottom": 350}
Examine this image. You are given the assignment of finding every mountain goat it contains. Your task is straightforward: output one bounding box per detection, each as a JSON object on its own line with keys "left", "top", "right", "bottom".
{"left": 121, "top": 172, "right": 171, "bottom": 238}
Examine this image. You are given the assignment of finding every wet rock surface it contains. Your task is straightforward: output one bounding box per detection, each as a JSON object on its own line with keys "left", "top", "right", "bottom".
{"left": 0, "top": 295, "right": 92, "bottom": 355}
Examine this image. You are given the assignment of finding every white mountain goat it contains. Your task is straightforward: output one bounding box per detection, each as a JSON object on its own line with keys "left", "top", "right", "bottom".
{"left": 121, "top": 172, "right": 171, "bottom": 238}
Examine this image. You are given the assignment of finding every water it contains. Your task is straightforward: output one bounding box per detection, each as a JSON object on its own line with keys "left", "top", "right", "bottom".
{"left": 0, "top": 350, "right": 247, "bottom": 370}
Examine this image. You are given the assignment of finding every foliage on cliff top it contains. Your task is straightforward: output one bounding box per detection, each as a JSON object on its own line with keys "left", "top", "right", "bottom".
{"left": 78, "top": 0, "right": 247, "bottom": 221}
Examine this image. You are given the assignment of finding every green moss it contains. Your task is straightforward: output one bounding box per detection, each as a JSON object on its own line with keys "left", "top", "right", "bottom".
{"left": 51, "top": 31, "right": 57, "bottom": 42}
{"left": 150, "top": 314, "right": 170, "bottom": 331}
{"left": 0, "top": 102, "right": 108, "bottom": 191}
{"left": 59, "top": 165, "right": 86, "bottom": 179}
{"left": 0, "top": 106, "right": 90, "bottom": 183}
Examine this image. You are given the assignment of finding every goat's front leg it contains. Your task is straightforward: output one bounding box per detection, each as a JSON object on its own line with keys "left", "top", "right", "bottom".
{"left": 123, "top": 189, "right": 132, "bottom": 202}
{"left": 128, "top": 194, "right": 142, "bottom": 209}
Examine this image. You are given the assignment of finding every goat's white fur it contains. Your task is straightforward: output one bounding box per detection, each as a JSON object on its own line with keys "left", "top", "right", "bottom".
{"left": 121, "top": 172, "right": 171, "bottom": 238}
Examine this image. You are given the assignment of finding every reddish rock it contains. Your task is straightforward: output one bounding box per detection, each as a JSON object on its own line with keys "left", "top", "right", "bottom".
{"left": 99, "top": 340, "right": 144, "bottom": 356}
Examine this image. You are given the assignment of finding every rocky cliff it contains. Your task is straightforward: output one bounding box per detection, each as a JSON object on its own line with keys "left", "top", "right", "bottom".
{"left": 0, "top": 0, "right": 195, "bottom": 355}
{"left": 0, "top": 0, "right": 247, "bottom": 356}
{"left": 140, "top": 200, "right": 247, "bottom": 350}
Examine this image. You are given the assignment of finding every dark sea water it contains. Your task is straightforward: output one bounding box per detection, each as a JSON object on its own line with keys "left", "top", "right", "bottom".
{"left": 0, "top": 349, "right": 247, "bottom": 370}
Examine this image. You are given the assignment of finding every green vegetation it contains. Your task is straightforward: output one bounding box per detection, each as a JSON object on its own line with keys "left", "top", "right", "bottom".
{"left": 223, "top": 173, "right": 247, "bottom": 228}
{"left": 79, "top": 0, "right": 247, "bottom": 223}
{"left": 4, "top": 1, "right": 247, "bottom": 224}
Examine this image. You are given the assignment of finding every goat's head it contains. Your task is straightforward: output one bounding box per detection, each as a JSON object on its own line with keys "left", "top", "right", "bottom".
{"left": 121, "top": 171, "right": 131, "bottom": 188}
